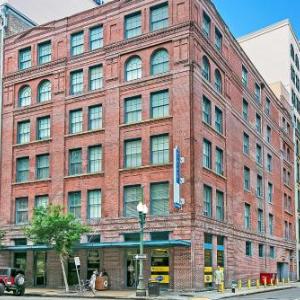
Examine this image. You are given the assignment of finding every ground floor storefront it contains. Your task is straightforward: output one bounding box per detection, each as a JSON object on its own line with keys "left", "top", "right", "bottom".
{"left": 0, "top": 233, "right": 297, "bottom": 290}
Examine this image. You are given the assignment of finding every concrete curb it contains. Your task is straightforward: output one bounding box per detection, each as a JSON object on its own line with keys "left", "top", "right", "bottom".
{"left": 218, "top": 285, "right": 295, "bottom": 299}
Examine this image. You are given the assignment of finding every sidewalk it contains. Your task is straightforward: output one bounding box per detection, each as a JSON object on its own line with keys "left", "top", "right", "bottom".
{"left": 24, "top": 282, "right": 298, "bottom": 300}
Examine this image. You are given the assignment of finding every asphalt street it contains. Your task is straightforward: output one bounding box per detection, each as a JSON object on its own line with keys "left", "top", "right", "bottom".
{"left": 225, "top": 287, "right": 300, "bottom": 299}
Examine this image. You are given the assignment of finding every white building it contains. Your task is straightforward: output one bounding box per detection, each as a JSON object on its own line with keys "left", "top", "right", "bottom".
{"left": 239, "top": 19, "right": 300, "bottom": 279}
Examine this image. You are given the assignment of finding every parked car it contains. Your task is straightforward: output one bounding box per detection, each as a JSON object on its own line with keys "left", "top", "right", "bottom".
{"left": 0, "top": 267, "right": 25, "bottom": 296}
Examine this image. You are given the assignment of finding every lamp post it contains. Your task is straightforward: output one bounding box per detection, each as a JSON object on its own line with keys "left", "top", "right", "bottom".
{"left": 136, "top": 199, "right": 148, "bottom": 296}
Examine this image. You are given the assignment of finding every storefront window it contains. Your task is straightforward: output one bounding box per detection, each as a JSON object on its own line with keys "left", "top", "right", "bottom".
{"left": 204, "top": 233, "right": 213, "bottom": 288}
{"left": 14, "top": 253, "right": 27, "bottom": 271}
{"left": 87, "top": 250, "right": 100, "bottom": 279}
{"left": 126, "top": 250, "right": 139, "bottom": 288}
{"left": 217, "top": 236, "right": 225, "bottom": 267}
{"left": 151, "top": 249, "right": 169, "bottom": 286}
{"left": 34, "top": 252, "right": 47, "bottom": 286}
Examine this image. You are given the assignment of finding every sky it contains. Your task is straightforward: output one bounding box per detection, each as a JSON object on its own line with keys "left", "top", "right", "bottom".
{"left": 213, "top": 0, "right": 300, "bottom": 39}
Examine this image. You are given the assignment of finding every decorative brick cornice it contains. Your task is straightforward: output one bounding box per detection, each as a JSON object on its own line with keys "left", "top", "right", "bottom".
{"left": 3, "top": 58, "right": 67, "bottom": 84}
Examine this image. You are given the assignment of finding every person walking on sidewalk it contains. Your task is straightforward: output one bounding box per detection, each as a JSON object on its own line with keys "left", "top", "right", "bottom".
{"left": 214, "top": 265, "right": 224, "bottom": 292}
{"left": 89, "top": 270, "right": 98, "bottom": 295}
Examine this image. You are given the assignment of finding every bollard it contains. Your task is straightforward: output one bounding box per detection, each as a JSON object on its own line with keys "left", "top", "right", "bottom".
{"left": 282, "top": 278, "right": 285, "bottom": 284}
{"left": 220, "top": 282, "right": 224, "bottom": 293}
{"left": 247, "top": 279, "right": 251, "bottom": 288}
{"left": 238, "top": 279, "right": 242, "bottom": 289}
{"left": 287, "top": 277, "right": 290, "bottom": 284}
{"left": 276, "top": 278, "right": 279, "bottom": 286}
{"left": 256, "top": 279, "right": 260, "bottom": 288}
{"left": 270, "top": 278, "right": 274, "bottom": 286}
{"left": 263, "top": 277, "right": 267, "bottom": 288}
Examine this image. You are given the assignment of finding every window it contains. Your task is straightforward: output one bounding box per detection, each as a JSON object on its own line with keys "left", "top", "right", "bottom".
{"left": 69, "top": 109, "right": 83, "bottom": 134}
{"left": 244, "top": 166, "right": 250, "bottom": 191}
{"left": 88, "top": 105, "right": 102, "bottom": 130}
{"left": 125, "top": 139, "right": 142, "bottom": 168}
{"left": 18, "top": 86, "right": 31, "bottom": 107}
{"left": 151, "top": 134, "right": 169, "bottom": 164}
{"left": 242, "top": 99, "right": 248, "bottom": 121}
{"left": 267, "top": 154, "right": 272, "bottom": 172}
{"left": 17, "top": 121, "right": 30, "bottom": 144}
{"left": 267, "top": 182, "right": 273, "bottom": 203}
{"left": 255, "top": 83, "right": 261, "bottom": 103}
{"left": 244, "top": 203, "right": 251, "bottom": 229}
{"left": 256, "top": 114, "right": 262, "bottom": 133}
{"left": 202, "top": 96, "right": 211, "bottom": 124}
{"left": 265, "top": 97, "right": 271, "bottom": 115}
{"left": 256, "top": 144, "right": 262, "bottom": 165}
{"left": 242, "top": 66, "right": 248, "bottom": 87}
{"left": 266, "top": 125, "right": 271, "bottom": 143}
{"left": 202, "top": 56, "right": 210, "bottom": 81}
{"left": 203, "top": 184, "right": 212, "bottom": 217}
{"left": 296, "top": 54, "right": 300, "bottom": 70}
{"left": 19, "top": 47, "right": 31, "bottom": 70}
{"left": 150, "top": 182, "right": 169, "bottom": 216}
{"left": 125, "top": 56, "right": 142, "bottom": 81}
{"left": 125, "top": 12, "right": 141, "bottom": 39}
{"left": 70, "top": 70, "right": 83, "bottom": 95}
{"left": 151, "top": 49, "right": 169, "bottom": 75}
{"left": 216, "top": 190, "right": 224, "bottom": 221}
{"left": 151, "top": 231, "right": 169, "bottom": 241}
{"left": 68, "top": 191, "right": 81, "bottom": 219}
{"left": 269, "top": 214, "right": 273, "bottom": 235}
{"left": 69, "top": 149, "right": 82, "bottom": 176}
{"left": 16, "top": 157, "right": 29, "bottom": 183}
{"left": 36, "top": 154, "right": 49, "bottom": 180}
{"left": 150, "top": 3, "right": 168, "bottom": 31}
{"left": 215, "top": 107, "right": 223, "bottom": 133}
{"left": 256, "top": 174, "right": 263, "bottom": 198}
{"left": 38, "top": 80, "right": 51, "bottom": 102}
{"left": 291, "top": 65, "right": 296, "bottom": 83}
{"left": 203, "top": 139, "right": 211, "bottom": 169}
{"left": 243, "top": 132, "right": 249, "bottom": 155}
{"left": 284, "top": 221, "right": 289, "bottom": 240}
{"left": 215, "top": 27, "right": 222, "bottom": 51}
{"left": 125, "top": 96, "right": 142, "bottom": 123}
{"left": 71, "top": 31, "right": 84, "bottom": 56}
{"left": 269, "top": 246, "right": 275, "bottom": 258}
{"left": 290, "top": 44, "right": 295, "bottom": 60}
{"left": 88, "top": 190, "right": 101, "bottom": 219}
{"left": 89, "top": 26, "right": 103, "bottom": 50}
{"left": 124, "top": 185, "right": 142, "bottom": 217}
{"left": 35, "top": 195, "right": 48, "bottom": 209}
{"left": 257, "top": 209, "right": 264, "bottom": 233}
{"left": 151, "top": 90, "right": 169, "bottom": 118}
{"left": 88, "top": 145, "right": 102, "bottom": 173}
{"left": 214, "top": 69, "right": 222, "bottom": 93}
{"left": 89, "top": 65, "right": 103, "bottom": 90}
{"left": 202, "top": 12, "right": 211, "bottom": 37}
{"left": 38, "top": 41, "right": 51, "bottom": 64}
{"left": 37, "top": 116, "right": 50, "bottom": 140}
{"left": 215, "top": 147, "right": 223, "bottom": 175}
{"left": 15, "top": 198, "right": 28, "bottom": 224}
{"left": 245, "top": 241, "right": 252, "bottom": 256}
{"left": 258, "top": 244, "right": 264, "bottom": 258}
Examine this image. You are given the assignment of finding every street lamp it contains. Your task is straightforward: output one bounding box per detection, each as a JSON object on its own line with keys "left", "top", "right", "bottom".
{"left": 136, "top": 200, "right": 148, "bottom": 296}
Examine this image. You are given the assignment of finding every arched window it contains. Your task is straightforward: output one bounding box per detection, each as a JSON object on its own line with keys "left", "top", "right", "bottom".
{"left": 151, "top": 49, "right": 169, "bottom": 75}
{"left": 296, "top": 54, "right": 299, "bottom": 70}
{"left": 18, "top": 85, "right": 31, "bottom": 107}
{"left": 214, "top": 69, "right": 222, "bottom": 93}
{"left": 202, "top": 56, "right": 210, "bottom": 81}
{"left": 125, "top": 56, "right": 142, "bottom": 81}
{"left": 290, "top": 44, "right": 295, "bottom": 60}
{"left": 38, "top": 80, "right": 51, "bottom": 102}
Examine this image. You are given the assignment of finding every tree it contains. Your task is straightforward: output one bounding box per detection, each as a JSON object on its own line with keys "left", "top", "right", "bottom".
{"left": 24, "top": 205, "right": 89, "bottom": 292}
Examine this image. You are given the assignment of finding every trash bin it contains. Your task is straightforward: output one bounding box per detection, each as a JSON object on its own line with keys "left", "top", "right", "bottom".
{"left": 95, "top": 275, "right": 109, "bottom": 291}
{"left": 148, "top": 280, "right": 160, "bottom": 297}
{"left": 231, "top": 280, "right": 237, "bottom": 293}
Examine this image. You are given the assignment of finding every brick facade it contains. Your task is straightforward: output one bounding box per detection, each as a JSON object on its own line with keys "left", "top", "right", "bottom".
{"left": 0, "top": 0, "right": 296, "bottom": 290}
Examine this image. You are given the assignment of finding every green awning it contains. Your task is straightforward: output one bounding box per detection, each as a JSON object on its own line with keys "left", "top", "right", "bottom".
{"left": 1, "top": 240, "right": 191, "bottom": 251}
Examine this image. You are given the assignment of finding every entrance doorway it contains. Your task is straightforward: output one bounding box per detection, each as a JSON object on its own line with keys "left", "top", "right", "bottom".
{"left": 87, "top": 250, "right": 100, "bottom": 279}
{"left": 68, "top": 256, "right": 79, "bottom": 286}
{"left": 277, "top": 262, "right": 289, "bottom": 281}
{"left": 34, "top": 252, "right": 47, "bottom": 286}
{"left": 14, "top": 253, "right": 27, "bottom": 271}
{"left": 126, "top": 250, "right": 138, "bottom": 288}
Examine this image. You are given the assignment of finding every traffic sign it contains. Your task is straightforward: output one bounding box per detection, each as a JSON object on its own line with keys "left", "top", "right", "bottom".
{"left": 135, "top": 254, "right": 147, "bottom": 260}
{"left": 74, "top": 257, "right": 80, "bottom": 266}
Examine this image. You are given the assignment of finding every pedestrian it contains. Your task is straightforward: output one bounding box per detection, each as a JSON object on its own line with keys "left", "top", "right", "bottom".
{"left": 214, "top": 265, "right": 224, "bottom": 292}
{"left": 89, "top": 270, "right": 98, "bottom": 295}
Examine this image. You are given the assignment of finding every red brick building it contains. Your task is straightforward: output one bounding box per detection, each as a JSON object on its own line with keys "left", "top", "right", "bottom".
{"left": 0, "top": 0, "right": 296, "bottom": 290}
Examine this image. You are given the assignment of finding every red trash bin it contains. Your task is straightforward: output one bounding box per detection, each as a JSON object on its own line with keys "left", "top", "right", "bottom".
{"left": 260, "top": 273, "right": 277, "bottom": 285}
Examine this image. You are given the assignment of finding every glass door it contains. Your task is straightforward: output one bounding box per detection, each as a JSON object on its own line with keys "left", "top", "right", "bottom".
{"left": 126, "top": 249, "right": 138, "bottom": 288}
{"left": 87, "top": 250, "right": 100, "bottom": 279}
{"left": 34, "top": 252, "right": 47, "bottom": 286}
